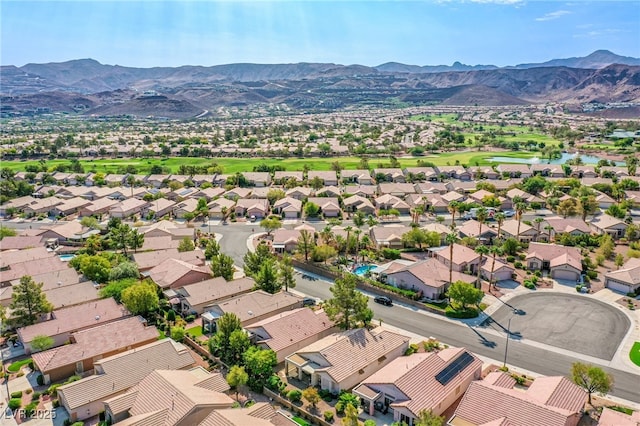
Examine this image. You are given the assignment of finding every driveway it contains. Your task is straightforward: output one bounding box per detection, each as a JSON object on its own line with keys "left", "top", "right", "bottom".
{"left": 482, "top": 293, "right": 630, "bottom": 360}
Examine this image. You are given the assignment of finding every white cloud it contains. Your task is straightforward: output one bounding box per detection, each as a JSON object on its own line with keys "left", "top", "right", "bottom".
{"left": 536, "top": 10, "right": 571, "bottom": 21}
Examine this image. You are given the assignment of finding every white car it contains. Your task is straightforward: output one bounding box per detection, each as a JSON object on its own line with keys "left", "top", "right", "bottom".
{"left": 503, "top": 210, "right": 515, "bottom": 218}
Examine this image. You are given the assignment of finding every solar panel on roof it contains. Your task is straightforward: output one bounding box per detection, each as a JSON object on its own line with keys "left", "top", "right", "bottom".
{"left": 435, "top": 352, "right": 474, "bottom": 385}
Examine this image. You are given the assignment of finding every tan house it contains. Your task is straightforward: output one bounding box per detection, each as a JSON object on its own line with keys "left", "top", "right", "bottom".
{"left": 343, "top": 195, "right": 376, "bottom": 215}
{"left": 375, "top": 194, "right": 411, "bottom": 215}
{"left": 147, "top": 258, "right": 212, "bottom": 289}
{"left": 285, "top": 327, "right": 409, "bottom": 393}
{"left": 207, "top": 197, "right": 236, "bottom": 219}
{"left": 382, "top": 258, "right": 476, "bottom": 299}
{"left": 308, "top": 171, "right": 338, "bottom": 186}
{"left": 168, "top": 276, "right": 255, "bottom": 315}
{"left": 526, "top": 242, "right": 583, "bottom": 282}
{"left": 589, "top": 214, "right": 628, "bottom": 238}
{"left": 133, "top": 248, "right": 205, "bottom": 272}
{"left": 286, "top": 187, "right": 313, "bottom": 200}
{"left": 272, "top": 229, "right": 302, "bottom": 253}
{"left": 457, "top": 219, "right": 498, "bottom": 243}
{"left": 598, "top": 407, "right": 640, "bottom": 426}
{"left": 32, "top": 316, "right": 158, "bottom": 384}
{"left": 246, "top": 308, "right": 337, "bottom": 363}
{"left": 274, "top": 171, "right": 304, "bottom": 185}
{"left": 78, "top": 197, "right": 119, "bottom": 217}
{"left": 481, "top": 258, "right": 515, "bottom": 282}
{"left": 147, "top": 198, "right": 177, "bottom": 218}
{"left": 499, "top": 219, "right": 541, "bottom": 242}
{"left": 432, "top": 243, "right": 481, "bottom": 274}
{"left": 57, "top": 339, "right": 196, "bottom": 421}
{"left": 369, "top": 226, "right": 412, "bottom": 249}
{"left": 235, "top": 198, "right": 269, "bottom": 218}
{"left": 377, "top": 183, "right": 416, "bottom": 198}
{"left": 307, "top": 197, "right": 341, "bottom": 217}
{"left": 316, "top": 186, "right": 341, "bottom": 198}
{"left": 243, "top": 171, "right": 271, "bottom": 187}
{"left": 354, "top": 348, "right": 482, "bottom": 425}
{"left": 497, "top": 164, "right": 532, "bottom": 178}
{"left": 109, "top": 198, "right": 149, "bottom": 219}
{"left": 342, "top": 169, "right": 374, "bottom": 185}
{"left": 449, "top": 372, "right": 586, "bottom": 426}
{"left": 273, "top": 197, "right": 303, "bottom": 218}
{"left": 604, "top": 258, "right": 640, "bottom": 294}
{"left": 105, "top": 369, "right": 233, "bottom": 425}
{"left": 17, "top": 298, "right": 128, "bottom": 354}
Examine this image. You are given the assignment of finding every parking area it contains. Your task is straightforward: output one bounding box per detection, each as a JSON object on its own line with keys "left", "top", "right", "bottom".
{"left": 484, "top": 293, "right": 630, "bottom": 360}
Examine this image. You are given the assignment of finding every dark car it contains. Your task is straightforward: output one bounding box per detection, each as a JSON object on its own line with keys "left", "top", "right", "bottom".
{"left": 374, "top": 296, "right": 393, "bottom": 306}
{"left": 302, "top": 297, "right": 316, "bottom": 307}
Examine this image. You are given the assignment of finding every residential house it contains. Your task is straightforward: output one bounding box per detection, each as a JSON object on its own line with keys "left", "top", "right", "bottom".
{"left": 207, "top": 197, "right": 236, "bottom": 219}
{"left": 481, "top": 258, "right": 515, "bottom": 282}
{"left": 497, "top": 164, "right": 532, "bottom": 178}
{"left": 32, "top": 316, "right": 158, "bottom": 384}
{"left": 109, "top": 198, "right": 149, "bottom": 219}
{"left": 172, "top": 198, "right": 199, "bottom": 219}
{"left": 243, "top": 172, "right": 271, "bottom": 187}
{"left": 273, "top": 171, "right": 304, "bottom": 185}
{"left": 432, "top": 243, "right": 481, "bottom": 274}
{"left": 441, "top": 191, "right": 466, "bottom": 204}
{"left": 224, "top": 187, "right": 252, "bottom": 200}
{"left": 457, "top": 219, "right": 498, "bottom": 243}
{"left": 375, "top": 194, "right": 411, "bottom": 215}
{"left": 147, "top": 258, "right": 212, "bottom": 289}
{"left": 308, "top": 171, "right": 338, "bottom": 186}
{"left": 343, "top": 195, "right": 376, "bottom": 215}
{"left": 449, "top": 372, "right": 586, "bottom": 426}
{"left": 17, "top": 298, "right": 128, "bottom": 354}
{"left": 344, "top": 185, "right": 377, "bottom": 199}
{"left": 421, "top": 223, "right": 451, "bottom": 244}
{"left": 589, "top": 214, "right": 628, "bottom": 238}
{"left": 168, "top": 276, "right": 255, "bottom": 315}
{"left": 147, "top": 198, "right": 177, "bottom": 218}
{"left": 377, "top": 183, "right": 416, "bottom": 198}
{"left": 531, "top": 164, "right": 565, "bottom": 177}
{"left": 306, "top": 197, "right": 341, "bottom": 217}
{"left": 273, "top": 197, "right": 303, "bottom": 218}
{"left": 145, "top": 174, "right": 167, "bottom": 188}
{"left": 235, "top": 198, "right": 269, "bottom": 218}
{"left": 22, "top": 197, "right": 63, "bottom": 216}
{"left": 316, "top": 185, "right": 341, "bottom": 198}
{"left": 284, "top": 327, "right": 410, "bottom": 393}
{"left": 526, "top": 242, "right": 583, "bottom": 281}
{"left": 50, "top": 197, "right": 92, "bottom": 217}
{"left": 506, "top": 188, "right": 542, "bottom": 204}
{"left": 57, "top": 339, "right": 196, "bottom": 421}
{"left": 139, "top": 220, "right": 195, "bottom": 240}
{"left": 140, "top": 236, "right": 181, "bottom": 251}
{"left": 104, "top": 369, "right": 234, "bottom": 425}
{"left": 272, "top": 229, "right": 302, "bottom": 253}
{"left": 414, "top": 182, "right": 448, "bottom": 194}
{"left": 598, "top": 407, "right": 640, "bottom": 426}
{"left": 467, "top": 189, "right": 495, "bottom": 204}
{"left": 604, "top": 258, "right": 640, "bottom": 294}
{"left": 437, "top": 166, "right": 471, "bottom": 181}
{"left": 403, "top": 167, "right": 438, "bottom": 182}
{"left": 38, "top": 220, "right": 100, "bottom": 243}
{"left": 500, "top": 219, "right": 541, "bottom": 242}
{"left": 0, "top": 236, "right": 43, "bottom": 251}
{"left": 342, "top": 169, "right": 374, "bottom": 185}
{"left": 354, "top": 348, "right": 482, "bottom": 425}
{"left": 78, "top": 197, "right": 119, "bottom": 217}
{"left": 192, "top": 187, "right": 225, "bottom": 201}
{"left": 39, "top": 281, "right": 101, "bottom": 310}
{"left": 382, "top": 258, "right": 476, "bottom": 299}
{"left": 544, "top": 217, "right": 592, "bottom": 238}
{"left": 0, "top": 195, "right": 37, "bottom": 216}
{"left": 1, "top": 255, "right": 69, "bottom": 286}
{"left": 369, "top": 226, "right": 412, "bottom": 249}
{"left": 246, "top": 308, "right": 337, "bottom": 363}
{"left": 167, "top": 187, "right": 197, "bottom": 201}
{"left": 373, "top": 168, "right": 406, "bottom": 183}
{"left": 593, "top": 191, "right": 616, "bottom": 209}
{"left": 571, "top": 165, "right": 598, "bottom": 179}
{"left": 286, "top": 187, "right": 313, "bottom": 201}
{"left": 191, "top": 174, "right": 214, "bottom": 187}
{"left": 133, "top": 248, "right": 205, "bottom": 272}
{"left": 202, "top": 290, "right": 304, "bottom": 331}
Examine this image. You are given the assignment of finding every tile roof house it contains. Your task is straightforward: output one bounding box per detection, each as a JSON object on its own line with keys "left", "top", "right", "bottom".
{"left": 242, "top": 171, "right": 271, "bottom": 187}
{"left": 109, "top": 198, "right": 150, "bottom": 219}
{"left": 526, "top": 242, "right": 583, "bottom": 282}
{"left": 273, "top": 197, "right": 303, "bottom": 219}
{"left": 499, "top": 218, "right": 541, "bottom": 242}
{"left": 369, "top": 226, "right": 412, "bottom": 249}
{"left": 589, "top": 214, "right": 628, "bottom": 238}
{"left": 308, "top": 170, "right": 338, "bottom": 186}
{"left": 432, "top": 243, "right": 482, "bottom": 274}
{"left": 597, "top": 406, "right": 640, "bottom": 426}
{"left": 32, "top": 316, "right": 158, "bottom": 384}
{"left": 354, "top": 348, "right": 482, "bottom": 424}
{"left": 0, "top": 235, "right": 44, "bottom": 251}
{"left": 207, "top": 197, "right": 236, "bottom": 219}
{"left": 383, "top": 258, "right": 477, "bottom": 299}
{"left": 449, "top": 371, "right": 586, "bottom": 426}
{"left": 375, "top": 194, "right": 411, "bottom": 215}
{"left": 272, "top": 229, "right": 302, "bottom": 253}
{"left": 133, "top": 248, "right": 205, "bottom": 272}
{"left": 274, "top": 171, "right": 304, "bottom": 185}
{"left": 604, "top": 258, "right": 640, "bottom": 294}
{"left": 285, "top": 187, "right": 313, "bottom": 200}
{"left": 373, "top": 168, "right": 406, "bottom": 183}
{"left": 200, "top": 403, "right": 293, "bottom": 426}
{"left": 343, "top": 195, "right": 376, "bottom": 215}
{"left": 247, "top": 308, "right": 337, "bottom": 363}
{"left": 403, "top": 167, "right": 439, "bottom": 182}
{"left": 168, "top": 276, "right": 255, "bottom": 315}
{"left": 57, "top": 339, "right": 196, "bottom": 422}
{"left": 285, "top": 327, "right": 410, "bottom": 393}
{"left": 147, "top": 258, "right": 212, "bottom": 289}
{"left": 172, "top": 198, "right": 199, "bottom": 219}
{"left": 78, "top": 197, "right": 120, "bottom": 217}
{"left": 377, "top": 183, "right": 417, "bottom": 198}
{"left": 342, "top": 169, "right": 374, "bottom": 185}
{"left": 306, "top": 197, "right": 341, "bottom": 217}
{"left": 481, "top": 258, "right": 516, "bottom": 283}
{"left": 235, "top": 198, "right": 269, "bottom": 218}
{"left": 544, "top": 217, "right": 592, "bottom": 238}
{"left": 104, "top": 369, "right": 233, "bottom": 426}
{"left": 497, "top": 164, "right": 532, "bottom": 178}
{"left": 315, "top": 186, "right": 342, "bottom": 198}
{"left": 457, "top": 219, "right": 498, "bottom": 243}
{"left": 147, "top": 198, "right": 177, "bottom": 218}
{"left": 17, "top": 298, "right": 129, "bottom": 354}
{"left": 40, "top": 281, "right": 101, "bottom": 310}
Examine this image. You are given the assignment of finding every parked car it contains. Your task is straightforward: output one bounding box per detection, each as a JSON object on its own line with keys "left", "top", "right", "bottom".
{"left": 374, "top": 296, "right": 393, "bottom": 306}
{"left": 502, "top": 210, "right": 515, "bottom": 217}
{"left": 302, "top": 297, "right": 316, "bottom": 307}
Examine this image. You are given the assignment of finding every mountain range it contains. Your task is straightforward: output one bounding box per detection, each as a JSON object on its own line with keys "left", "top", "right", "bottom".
{"left": 1, "top": 50, "right": 639, "bottom": 118}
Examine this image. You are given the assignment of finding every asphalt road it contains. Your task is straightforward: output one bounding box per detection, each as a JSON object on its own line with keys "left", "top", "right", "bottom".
{"left": 212, "top": 223, "right": 640, "bottom": 403}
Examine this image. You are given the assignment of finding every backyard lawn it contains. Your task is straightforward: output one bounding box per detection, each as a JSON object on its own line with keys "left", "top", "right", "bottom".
{"left": 7, "top": 358, "right": 32, "bottom": 373}
{"left": 186, "top": 325, "right": 204, "bottom": 338}
{"left": 630, "top": 341, "right": 640, "bottom": 367}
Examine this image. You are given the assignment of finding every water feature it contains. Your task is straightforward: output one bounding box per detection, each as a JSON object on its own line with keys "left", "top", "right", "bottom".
{"left": 59, "top": 254, "right": 76, "bottom": 262}
{"left": 353, "top": 264, "right": 377, "bottom": 276}
{"left": 488, "top": 152, "right": 624, "bottom": 166}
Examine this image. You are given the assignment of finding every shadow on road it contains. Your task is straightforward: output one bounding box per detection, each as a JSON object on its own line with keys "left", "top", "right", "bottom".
{"left": 467, "top": 324, "right": 497, "bottom": 348}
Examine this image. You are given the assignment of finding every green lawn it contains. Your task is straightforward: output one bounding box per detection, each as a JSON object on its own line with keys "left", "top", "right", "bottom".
{"left": 0, "top": 151, "right": 540, "bottom": 174}
{"left": 292, "top": 417, "right": 311, "bottom": 426}
{"left": 629, "top": 341, "right": 640, "bottom": 367}
{"left": 7, "top": 358, "right": 32, "bottom": 373}
{"left": 186, "top": 325, "right": 204, "bottom": 338}
{"left": 409, "top": 113, "right": 460, "bottom": 124}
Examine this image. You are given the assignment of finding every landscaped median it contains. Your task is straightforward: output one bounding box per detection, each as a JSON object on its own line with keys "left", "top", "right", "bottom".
{"left": 630, "top": 342, "right": 640, "bottom": 367}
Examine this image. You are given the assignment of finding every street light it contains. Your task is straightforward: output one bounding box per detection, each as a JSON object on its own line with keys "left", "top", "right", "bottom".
{"left": 502, "top": 309, "right": 518, "bottom": 369}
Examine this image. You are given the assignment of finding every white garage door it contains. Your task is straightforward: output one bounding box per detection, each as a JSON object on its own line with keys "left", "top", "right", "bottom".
{"left": 551, "top": 269, "right": 579, "bottom": 281}
{"left": 605, "top": 279, "right": 631, "bottom": 294}
{"left": 494, "top": 269, "right": 513, "bottom": 281}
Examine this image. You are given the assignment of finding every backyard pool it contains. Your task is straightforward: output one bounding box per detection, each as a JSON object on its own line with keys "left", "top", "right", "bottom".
{"left": 353, "top": 264, "right": 377, "bottom": 276}
{"left": 59, "top": 254, "right": 76, "bottom": 262}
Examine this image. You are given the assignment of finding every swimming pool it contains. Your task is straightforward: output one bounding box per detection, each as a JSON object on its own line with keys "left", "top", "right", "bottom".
{"left": 353, "top": 264, "right": 377, "bottom": 276}
{"left": 59, "top": 254, "right": 76, "bottom": 262}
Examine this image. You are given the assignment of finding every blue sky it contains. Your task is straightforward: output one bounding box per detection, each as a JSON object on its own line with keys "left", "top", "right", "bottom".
{"left": 2, "top": 1, "right": 638, "bottom": 67}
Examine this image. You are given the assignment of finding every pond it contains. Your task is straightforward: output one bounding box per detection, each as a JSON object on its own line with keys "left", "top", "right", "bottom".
{"left": 488, "top": 152, "right": 624, "bottom": 165}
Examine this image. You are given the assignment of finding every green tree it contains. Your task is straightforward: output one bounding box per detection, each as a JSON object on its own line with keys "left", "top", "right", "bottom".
{"left": 445, "top": 232, "right": 459, "bottom": 285}
{"left": 343, "top": 404, "right": 360, "bottom": 426}
{"left": 278, "top": 254, "right": 296, "bottom": 292}
{"left": 570, "top": 362, "right": 613, "bottom": 405}
{"left": 448, "top": 201, "right": 460, "bottom": 229}
{"left": 121, "top": 281, "right": 159, "bottom": 316}
{"left": 99, "top": 278, "right": 137, "bottom": 303}
{"left": 578, "top": 195, "right": 598, "bottom": 221}
{"left": 297, "top": 229, "right": 315, "bottom": 262}
{"left": 178, "top": 236, "right": 195, "bottom": 252}
{"left": 324, "top": 274, "right": 369, "bottom": 330}
{"left": 415, "top": 409, "right": 445, "bottom": 426}
{"left": 309, "top": 176, "right": 324, "bottom": 191}
{"left": 243, "top": 242, "right": 274, "bottom": 277}
{"left": 475, "top": 245, "right": 489, "bottom": 289}
{"left": 243, "top": 346, "right": 277, "bottom": 392}
{"left": 304, "top": 202, "right": 321, "bottom": 218}
{"left": 0, "top": 226, "right": 17, "bottom": 240}
{"left": 84, "top": 234, "right": 102, "bottom": 255}
{"left": 108, "top": 261, "right": 139, "bottom": 281}
{"left": 227, "top": 329, "right": 251, "bottom": 365}
{"left": 31, "top": 335, "right": 55, "bottom": 353}
{"left": 312, "top": 244, "right": 337, "bottom": 264}
{"left": 227, "top": 365, "right": 249, "bottom": 399}
{"left": 77, "top": 254, "right": 112, "bottom": 283}
{"left": 614, "top": 253, "right": 625, "bottom": 269}
{"left": 514, "top": 201, "right": 527, "bottom": 240}
{"left": 80, "top": 216, "right": 100, "bottom": 230}
{"left": 170, "top": 326, "right": 186, "bottom": 342}
{"left": 302, "top": 387, "right": 321, "bottom": 409}
{"left": 205, "top": 239, "right": 221, "bottom": 259}
{"left": 128, "top": 229, "right": 144, "bottom": 253}
{"left": 110, "top": 223, "right": 134, "bottom": 256}
{"left": 255, "top": 260, "right": 281, "bottom": 294}
{"left": 210, "top": 253, "right": 235, "bottom": 281}
{"left": 448, "top": 280, "right": 483, "bottom": 311}
{"left": 208, "top": 312, "right": 242, "bottom": 357}
{"left": 10, "top": 276, "right": 54, "bottom": 327}
{"left": 260, "top": 217, "right": 282, "bottom": 236}
{"left": 502, "top": 238, "right": 519, "bottom": 256}
{"left": 267, "top": 189, "right": 286, "bottom": 205}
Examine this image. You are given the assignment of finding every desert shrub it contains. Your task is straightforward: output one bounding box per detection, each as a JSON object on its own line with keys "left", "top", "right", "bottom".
{"left": 318, "top": 388, "right": 333, "bottom": 401}
{"left": 65, "top": 375, "right": 81, "bottom": 383}
{"left": 47, "top": 384, "right": 61, "bottom": 397}
{"left": 9, "top": 398, "right": 21, "bottom": 410}
{"left": 404, "top": 343, "right": 419, "bottom": 356}
{"left": 506, "top": 256, "right": 515, "bottom": 263}
{"left": 37, "top": 374, "right": 45, "bottom": 386}
{"left": 324, "top": 411, "right": 334, "bottom": 422}
{"left": 445, "top": 306, "right": 480, "bottom": 319}
{"left": 514, "top": 261, "right": 523, "bottom": 269}
{"left": 25, "top": 389, "right": 32, "bottom": 394}
{"left": 185, "top": 315, "right": 196, "bottom": 323}
{"left": 338, "top": 392, "right": 359, "bottom": 409}
{"left": 24, "top": 401, "right": 38, "bottom": 417}
{"left": 511, "top": 374, "right": 526, "bottom": 386}
{"left": 586, "top": 270, "right": 598, "bottom": 279}
{"left": 287, "top": 389, "right": 302, "bottom": 403}
{"left": 364, "top": 421, "right": 377, "bottom": 426}
{"left": 10, "top": 391, "right": 23, "bottom": 398}
{"left": 335, "top": 401, "right": 345, "bottom": 415}
{"left": 381, "top": 248, "right": 401, "bottom": 259}
{"left": 32, "top": 391, "right": 42, "bottom": 400}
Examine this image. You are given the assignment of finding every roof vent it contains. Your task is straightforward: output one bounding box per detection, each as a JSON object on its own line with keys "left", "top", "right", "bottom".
{"left": 95, "top": 315, "right": 100, "bottom": 321}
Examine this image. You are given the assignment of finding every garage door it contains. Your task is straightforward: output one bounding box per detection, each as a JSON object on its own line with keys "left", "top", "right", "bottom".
{"left": 605, "top": 279, "right": 631, "bottom": 294}
{"left": 551, "top": 269, "right": 579, "bottom": 281}
{"left": 494, "top": 269, "right": 513, "bottom": 281}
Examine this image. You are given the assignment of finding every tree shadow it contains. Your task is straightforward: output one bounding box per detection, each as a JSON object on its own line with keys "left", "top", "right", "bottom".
{"left": 467, "top": 324, "right": 497, "bottom": 348}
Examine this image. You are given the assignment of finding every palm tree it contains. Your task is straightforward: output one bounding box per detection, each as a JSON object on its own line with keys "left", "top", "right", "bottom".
{"left": 488, "top": 246, "right": 503, "bottom": 292}
{"left": 494, "top": 212, "right": 506, "bottom": 244}
{"left": 344, "top": 226, "right": 353, "bottom": 258}
{"left": 126, "top": 174, "right": 135, "bottom": 198}
{"left": 320, "top": 226, "right": 335, "bottom": 246}
{"left": 445, "top": 232, "right": 459, "bottom": 285}
{"left": 533, "top": 217, "right": 544, "bottom": 242}
{"left": 515, "top": 202, "right": 526, "bottom": 242}
{"left": 476, "top": 207, "right": 488, "bottom": 243}
{"left": 448, "top": 201, "right": 460, "bottom": 229}
{"left": 411, "top": 206, "right": 425, "bottom": 225}
{"left": 129, "top": 229, "right": 145, "bottom": 253}
{"left": 475, "top": 245, "right": 489, "bottom": 290}
{"left": 353, "top": 229, "right": 362, "bottom": 264}
{"left": 366, "top": 215, "right": 378, "bottom": 228}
